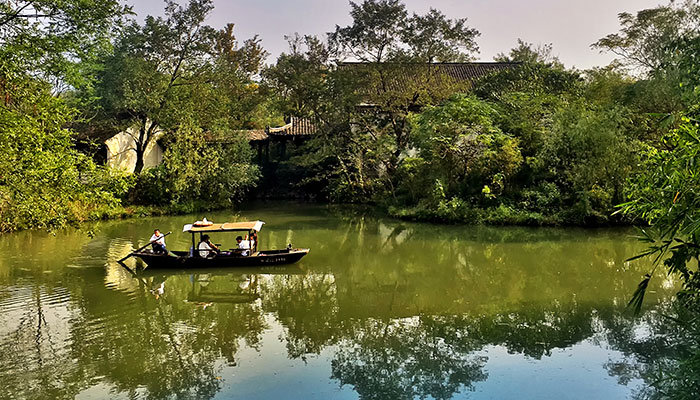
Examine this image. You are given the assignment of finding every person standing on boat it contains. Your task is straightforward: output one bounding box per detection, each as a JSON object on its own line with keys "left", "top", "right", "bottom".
{"left": 198, "top": 235, "right": 219, "bottom": 258}
{"left": 150, "top": 229, "right": 167, "bottom": 254}
{"left": 236, "top": 235, "right": 251, "bottom": 256}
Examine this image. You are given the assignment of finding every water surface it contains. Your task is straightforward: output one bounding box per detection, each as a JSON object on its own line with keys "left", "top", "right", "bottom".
{"left": 0, "top": 203, "right": 678, "bottom": 399}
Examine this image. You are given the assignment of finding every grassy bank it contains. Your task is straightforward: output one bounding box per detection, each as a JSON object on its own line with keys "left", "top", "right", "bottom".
{"left": 387, "top": 202, "right": 629, "bottom": 227}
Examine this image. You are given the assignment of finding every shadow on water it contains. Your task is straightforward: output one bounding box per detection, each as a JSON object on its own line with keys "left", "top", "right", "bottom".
{"left": 0, "top": 203, "right": 686, "bottom": 399}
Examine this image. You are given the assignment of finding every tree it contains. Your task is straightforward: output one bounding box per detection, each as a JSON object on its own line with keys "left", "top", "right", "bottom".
{"left": 619, "top": 117, "right": 700, "bottom": 399}
{"left": 538, "top": 102, "right": 638, "bottom": 222}
{"left": 0, "top": 0, "right": 129, "bottom": 232}
{"left": 592, "top": 0, "right": 700, "bottom": 74}
{"left": 208, "top": 23, "right": 271, "bottom": 129}
{"left": 93, "top": 0, "right": 218, "bottom": 174}
{"left": 158, "top": 121, "right": 259, "bottom": 206}
{"left": 263, "top": 34, "right": 332, "bottom": 118}
{"left": 261, "top": 34, "right": 363, "bottom": 200}
{"left": 0, "top": 75, "right": 124, "bottom": 232}
{"left": 494, "top": 39, "right": 561, "bottom": 67}
{"left": 408, "top": 94, "right": 522, "bottom": 200}
{"left": 0, "top": 0, "right": 129, "bottom": 88}
{"left": 328, "top": 0, "right": 408, "bottom": 63}
{"left": 321, "top": 1, "right": 482, "bottom": 201}
{"left": 621, "top": 117, "right": 700, "bottom": 311}
{"left": 329, "top": 0, "right": 479, "bottom": 64}
{"left": 399, "top": 8, "right": 479, "bottom": 63}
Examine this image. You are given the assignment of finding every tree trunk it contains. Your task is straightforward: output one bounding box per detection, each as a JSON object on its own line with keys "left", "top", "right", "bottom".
{"left": 134, "top": 147, "right": 145, "bottom": 174}
{"left": 133, "top": 117, "right": 149, "bottom": 174}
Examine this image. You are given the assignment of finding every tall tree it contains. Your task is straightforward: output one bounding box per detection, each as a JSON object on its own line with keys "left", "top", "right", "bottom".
{"left": 209, "top": 23, "right": 271, "bottom": 130}
{"left": 400, "top": 8, "right": 480, "bottom": 63}
{"left": 593, "top": 0, "right": 700, "bottom": 74}
{"left": 0, "top": 0, "right": 129, "bottom": 88}
{"left": 328, "top": 0, "right": 479, "bottom": 64}
{"left": 323, "top": 0, "right": 481, "bottom": 200}
{"left": 93, "top": 0, "right": 218, "bottom": 173}
{"left": 264, "top": 34, "right": 333, "bottom": 118}
{"left": 328, "top": 0, "right": 407, "bottom": 63}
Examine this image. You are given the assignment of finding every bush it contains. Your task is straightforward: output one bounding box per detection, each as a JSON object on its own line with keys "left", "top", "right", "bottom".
{"left": 129, "top": 165, "right": 173, "bottom": 206}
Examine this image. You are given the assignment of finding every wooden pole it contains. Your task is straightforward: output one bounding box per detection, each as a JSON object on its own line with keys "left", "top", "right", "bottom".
{"left": 117, "top": 231, "right": 172, "bottom": 264}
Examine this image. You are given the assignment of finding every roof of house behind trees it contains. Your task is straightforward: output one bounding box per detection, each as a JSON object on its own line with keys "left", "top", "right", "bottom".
{"left": 268, "top": 116, "right": 316, "bottom": 137}
{"left": 223, "top": 117, "right": 317, "bottom": 142}
{"left": 338, "top": 61, "right": 521, "bottom": 88}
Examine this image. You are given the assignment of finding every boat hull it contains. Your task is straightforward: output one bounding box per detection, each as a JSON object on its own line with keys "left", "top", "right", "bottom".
{"left": 131, "top": 249, "right": 309, "bottom": 269}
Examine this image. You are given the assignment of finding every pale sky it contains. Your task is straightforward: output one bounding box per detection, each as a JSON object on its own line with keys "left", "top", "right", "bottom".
{"left": 126, "top": 0, "right": 665, "bottom": 69}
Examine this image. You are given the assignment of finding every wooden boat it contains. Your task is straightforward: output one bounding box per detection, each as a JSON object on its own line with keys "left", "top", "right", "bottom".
{"left": 127, "top": 220, "right": 309, "bottom": 269}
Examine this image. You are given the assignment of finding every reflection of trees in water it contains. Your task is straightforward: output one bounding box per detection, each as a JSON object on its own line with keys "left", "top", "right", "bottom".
{"left": 0, "top": 267, "right": 269, "bottom": 400}
{"left": 93, "top": 292, "right": 222, "bottom": 400}
{"left": 467, "top": 303, "right": 597, "bottom": 359}
{"left": 288, "top": 302, "right": 620, "bottom": 399}
{"left": 0, "top": 208, "right": 686, "bottom": 399}
{"left": 253, "top": 213, "right": 679, "bottom": 399}
{"left": 261, "top": 273, "right": 339, "bottom": 359}
{"left": 258, "top": 271, "right": 647, "bottom": 399}
{"left": 87, "top": 273, "right": 267, "bottom": 399}
{"left": 331, "top": 317, "right": 487, "bottom": 400}
{"left": 600, "top": 302, "right": 700, "bottom": 399}
{"left": 0, "top": 229, "right": 94, "bottom": 400}
{"left": 0, "top": 284, "right": 83, "bottom": 400}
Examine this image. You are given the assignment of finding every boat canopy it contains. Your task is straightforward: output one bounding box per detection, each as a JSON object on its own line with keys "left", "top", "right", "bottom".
{"left": 183, "top": 220, "right": 265, "bottom": 233}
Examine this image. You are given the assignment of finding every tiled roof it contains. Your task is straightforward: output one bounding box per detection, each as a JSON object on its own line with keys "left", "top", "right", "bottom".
{"left": 222, "top": 117, "right": 317, "bottom": 142}
{"left": 338, "top": 62, "right": 520, "bottom": 91}
{"left": 268, "top": 117, "right": 317, "bottom": 137}
{"left": 211, "top": 129, "right": 269, "bottom": 142}
{"left": 430, "top": 62, "right": 520, "bottom": 81}
{"left": 245, "top": 129, "right": 269, "bottom": 141}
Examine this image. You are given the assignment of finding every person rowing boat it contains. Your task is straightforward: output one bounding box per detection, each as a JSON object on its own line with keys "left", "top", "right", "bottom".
{"left": 150, "top": 229, "right": 167, "bottom": 254}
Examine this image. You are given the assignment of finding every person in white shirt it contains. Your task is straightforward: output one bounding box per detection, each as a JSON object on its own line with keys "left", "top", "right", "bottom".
{"left": 198, "top": 235, "right": 219, "bottom": 258}
{"left": 150, "top": 229, "right": 167, "bottom": 254}
{"left": 236, "top": 235, "right": 251, "bottom": 256}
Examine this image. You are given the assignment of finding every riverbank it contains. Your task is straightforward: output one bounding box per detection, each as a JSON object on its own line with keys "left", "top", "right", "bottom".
{"left": 0, "top": 199, "right": 235, "bottom": 234}
{"left": 387, "top": 203, "right": 630, "bottom": 227}
{"left": 2, "top": 195, "right": 635, "bottom": 234}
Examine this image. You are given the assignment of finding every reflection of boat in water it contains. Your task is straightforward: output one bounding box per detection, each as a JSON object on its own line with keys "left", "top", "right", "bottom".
{"left": 128, "top": 220, "right": 309, "bottom": 269}
{"left": 136, "top": 265, "right": 306, "bottom": 277}
{"left": 188, "top": 281, "right": 260, "bottom": 304}
{"left": 147, "top": 270, "right": 265, "bottom": 305}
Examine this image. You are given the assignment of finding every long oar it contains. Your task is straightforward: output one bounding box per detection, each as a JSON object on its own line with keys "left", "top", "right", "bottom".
{"left": 117, "top": 231, "right": 173, "bottom": 264}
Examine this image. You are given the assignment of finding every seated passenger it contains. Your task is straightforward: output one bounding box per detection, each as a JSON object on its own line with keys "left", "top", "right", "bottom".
{"left": 236, "top": 235, "right": 251, "bottom": 256}
{"left": 198, "top": 235, "right": 219, "bottom": 258}
{"left": 248, "top": 231, "right": 258, "bottom": 252}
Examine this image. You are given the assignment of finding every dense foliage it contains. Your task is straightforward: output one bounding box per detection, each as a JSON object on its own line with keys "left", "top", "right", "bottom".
{"left": 0, "top": 73, "right": 121, "bottom": 231}
{"left": 131, "top": 122, "right": 259, "bottom": 209}
{"left": 603, "top": 1, "right": 700, "bottom": 398}
{"left": 0, "top": 0, "right": 266, "bottom": 232}
{"left": 0, "top": 0, "right": 129, "bottom": 232}
{"left": 3, "top": 0, "right": 699, "bottom": 232}
{"left": 263, "top": 3, "right": 643, "bottom": 225}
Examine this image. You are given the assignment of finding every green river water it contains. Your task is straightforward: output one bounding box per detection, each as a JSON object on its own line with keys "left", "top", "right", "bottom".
{"left": 0, "top": 202, "right": 679, "bottom": 399}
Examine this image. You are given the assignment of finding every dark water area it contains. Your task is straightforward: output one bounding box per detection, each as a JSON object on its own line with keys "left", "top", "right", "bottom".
{"left": 0, "top": 202, "right": 679, "bottom": 399}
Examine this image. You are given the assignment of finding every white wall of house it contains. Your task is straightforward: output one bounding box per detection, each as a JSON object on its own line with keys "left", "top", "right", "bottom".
{"left": 105, "top": 124, "right": 164, "bottom": 173}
